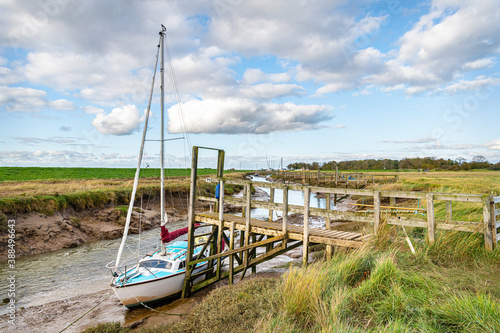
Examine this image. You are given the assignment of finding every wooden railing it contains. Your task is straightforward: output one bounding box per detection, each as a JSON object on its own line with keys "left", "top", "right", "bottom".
{"left": 271, "top": 169, "right": 399, "bottom": 187}
{"left": 200, "top": 177, "right": 500, "bottom": 251}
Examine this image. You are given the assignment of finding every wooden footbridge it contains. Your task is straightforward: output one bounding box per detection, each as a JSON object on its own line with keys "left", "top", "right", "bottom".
{"left": 181, "top": 147, "right": 500, "bottom": 298}
{"left": 272, "top": 168, "right": 399, "bottom": 188}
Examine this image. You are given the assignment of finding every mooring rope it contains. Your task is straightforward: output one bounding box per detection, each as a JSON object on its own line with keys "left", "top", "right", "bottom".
{"left": 128, "top": 288, "right": 188, "bottom": 317}
{"left": 58, "top": 290, "right": 116, "bottom": 333}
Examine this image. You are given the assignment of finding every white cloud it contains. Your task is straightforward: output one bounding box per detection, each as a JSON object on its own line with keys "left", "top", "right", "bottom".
{"left": 49, "top": 99, "right": 75, "bottom": 110}
{"left": 0, "top": 86, "right": 47, "bottom": 112}
{"left": 239, "top": 83, "right": 305, "bottom": 100}
{"left": 167, "top": 98, "right": 333, "bottom": 134}
{"left": 314, "top": 82, "right": 355, "bottom": 96}
{"left": 438, "top": 76, "right": 500, "bottom": 94}
{"left": 382, "top": 84, "right": 405, "bottom": 92}
{"left": 462, "top": 58, "right": 495, "bottom": 70}
{"left": 484, "top": 139, "right": 500, "bottom": 151}
{"left": 383, "top": 138, "right": 437, "bottom": 144}
{"left": 0, "top": 86, "right": 78, "bottom": 112}
{"left": 92, "top": 104, "right": 143, "bottom": 135}
{"left": 242, "top": 68, "right": 291, "bottom": 84}
{"left": 83, "top": 106, "right": 105, "bottom": 114}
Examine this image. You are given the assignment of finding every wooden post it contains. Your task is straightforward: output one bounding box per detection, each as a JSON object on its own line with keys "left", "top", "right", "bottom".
{"left": 182, "top": 146, "right": 198, "bottom": 298}
{"left": 216, "top": 179, "right": 224, "bottom": 280}
{"left": 373, "top": 191, "right": 381, "bottom": 235}
{"left": 303, "top": 187, "right": 310, "bottom": 267}
{"left": 229, "top": 221, "right": 235, "bottom": 285}
{"left": 483, "top": 195, "right": 493, "bottom": 251}
{"left": 325, "top": 192, "right": 333, "bottom": 260}
{"left": 325, "top": 193, "right": 331, "bottom": 230}
{"left": 240, "top": 230, "right": 245, "bottom": 248}
{"left": 244, "top": 184, "right": 251, "bottom": 275}
{"left": 268, "top": 188, "right": 275, "bottom": 222}
{"left": 390, "top": 197, "right": 396, "bottom": 207}
{"left": 217, "top": 150, "right": 225, "bottom": 178}
{"left": 492, "top": 200, "right": 497, "bottom": 249}
{"left": 282, "top": 185, "right": 288, "bottom": 247}
{"left": 445, "top": 201, "right": 452, "bottom": 222}
{"left": 426, "top": 194, "right": 435, "bottom": 244}
{"left": 335, "top": 165, "right": 338, "bottom": 187}
{"left": 334, "top": 193, "right": 338, "bottom": 205}
{"left": 251, "top": 234, "right": 257, "bottom": 274}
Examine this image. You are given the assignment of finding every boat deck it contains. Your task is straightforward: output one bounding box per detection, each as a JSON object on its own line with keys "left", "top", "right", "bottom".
{"left": 195, "top": 211, "right": 370, "bottom": 248}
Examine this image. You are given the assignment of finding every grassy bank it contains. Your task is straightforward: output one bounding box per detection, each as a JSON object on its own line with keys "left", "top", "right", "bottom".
{"left": 0, "top": 170, "right": 248, "bottom": 215}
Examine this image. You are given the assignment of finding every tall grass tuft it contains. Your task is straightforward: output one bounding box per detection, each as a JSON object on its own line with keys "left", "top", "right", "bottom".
{"left": 167, "top": 278, "right": 280, "bottom": 333}
{"left": 426, "top": 230, "right": 500, "bottom": 265}
{"left": 432, "top": 293, "right": 500, "bottom": 332}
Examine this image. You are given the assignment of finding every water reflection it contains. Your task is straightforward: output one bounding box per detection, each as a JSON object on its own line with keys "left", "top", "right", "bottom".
{"left": 244, "top": 175, "right": 335, "bottom": 220}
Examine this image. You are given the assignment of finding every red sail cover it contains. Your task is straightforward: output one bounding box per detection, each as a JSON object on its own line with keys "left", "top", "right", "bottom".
{"left": 161, "top": 224, "right": 199, "bottom": 243}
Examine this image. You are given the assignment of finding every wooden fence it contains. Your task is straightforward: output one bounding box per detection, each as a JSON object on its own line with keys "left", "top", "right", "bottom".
{"left": 272, "top": 169, "right": 399, "bottom": 187}
{"left": 203, "top": 178, "right": 499, "bottom": 251}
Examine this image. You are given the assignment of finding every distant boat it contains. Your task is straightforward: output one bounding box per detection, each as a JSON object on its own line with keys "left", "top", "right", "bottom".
{"left": 106, "top": 25, "right": 219, "bottom": 308}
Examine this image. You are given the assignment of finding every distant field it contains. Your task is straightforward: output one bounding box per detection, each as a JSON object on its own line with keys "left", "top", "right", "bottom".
{"left": 289, "top": 169, "right": 500, "bottom": 195}
{"left": 0, "top": 167, "right": 252, "bottom": 182}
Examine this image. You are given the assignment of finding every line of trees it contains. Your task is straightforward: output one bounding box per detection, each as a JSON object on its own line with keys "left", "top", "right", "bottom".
{"left": 287, "top": 156, "right": 500, "bottom": 171}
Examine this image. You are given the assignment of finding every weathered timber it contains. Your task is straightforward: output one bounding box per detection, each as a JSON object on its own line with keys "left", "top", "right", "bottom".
{"left": 483, "top": 195, "right": 494, "bottom": 251}
{"left": 303, "top": 187, "right": 310, "bottom": 267}
{"left": 426, "top": 194, "right": 435, "bottom": 244}
{"left": 195, "top": 212, "right": 366, "bottom": 248}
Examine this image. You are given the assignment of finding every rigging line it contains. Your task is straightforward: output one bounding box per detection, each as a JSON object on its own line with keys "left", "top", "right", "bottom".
{"left": 58, "top": 290, "right": 117, "bottom": 333}
{"left": 163, "top": 30, "right": 192, "bottom": 155}
{"left": 115, "top": 32, "right": 161, "bottom": 269}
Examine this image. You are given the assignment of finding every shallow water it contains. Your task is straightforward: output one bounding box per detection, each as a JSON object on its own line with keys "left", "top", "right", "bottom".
{"left": 237, "top": 175, "right": 336, "bottom": 224}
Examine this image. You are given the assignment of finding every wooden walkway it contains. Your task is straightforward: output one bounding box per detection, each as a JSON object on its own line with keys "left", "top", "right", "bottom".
{"left": 195, "top": 211, "right": 369, "bottom": 248}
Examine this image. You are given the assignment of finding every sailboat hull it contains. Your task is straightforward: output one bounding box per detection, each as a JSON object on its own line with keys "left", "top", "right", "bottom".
{"left": 113, "top": 270, "right": 205, "bottom": 308}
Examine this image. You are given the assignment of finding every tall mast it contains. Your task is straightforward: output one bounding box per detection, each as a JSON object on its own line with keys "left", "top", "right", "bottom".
{"left": 160, "top": 25, "right": 166, "bottom": 255}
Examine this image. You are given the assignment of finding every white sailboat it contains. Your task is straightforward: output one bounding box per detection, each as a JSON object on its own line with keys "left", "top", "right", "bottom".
{"left": 106, "top": 25, "right": 213, "bottom": 309}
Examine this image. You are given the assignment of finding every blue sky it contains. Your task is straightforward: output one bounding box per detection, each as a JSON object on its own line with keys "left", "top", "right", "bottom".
{"left": 1, "top": 0, "right": 499, "bottom": 169}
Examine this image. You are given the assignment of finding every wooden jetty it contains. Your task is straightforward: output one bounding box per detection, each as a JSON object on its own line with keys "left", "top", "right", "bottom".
{"left": 271, "top": 167, "right": 399, "bottom": 188}
{"left": 181, "top": 147, "right": 500, "bottom": 298}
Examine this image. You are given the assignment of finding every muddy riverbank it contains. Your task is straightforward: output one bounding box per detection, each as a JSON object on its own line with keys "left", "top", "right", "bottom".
{"left": 0, "top": 193, "right": 199, "bottom": 261}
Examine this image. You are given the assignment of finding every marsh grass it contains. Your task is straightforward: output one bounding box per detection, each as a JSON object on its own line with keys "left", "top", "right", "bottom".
{"left": 167, "top": 278, "right": 280, "bottom": 333}
{"left": 0, "top": 172, "right": 245, "bottom": 215}
{"left": 372, "top": 170, "right": 500, "bottom": 195}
